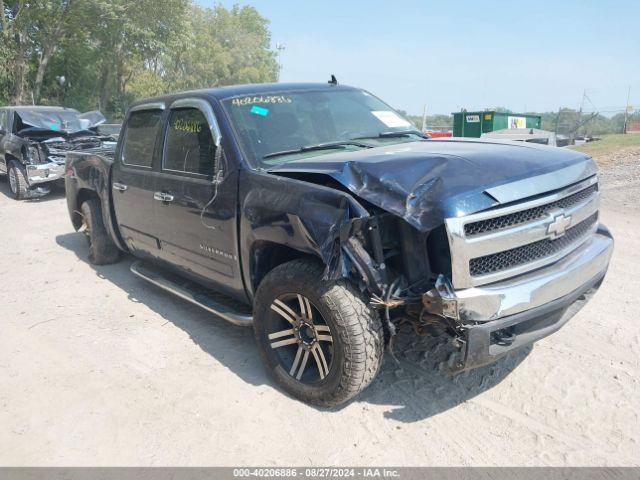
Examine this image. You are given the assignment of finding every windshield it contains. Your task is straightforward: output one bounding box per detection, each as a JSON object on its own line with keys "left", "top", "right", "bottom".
{"left": 222, "top": 88, "right": 423, "bottom": 166}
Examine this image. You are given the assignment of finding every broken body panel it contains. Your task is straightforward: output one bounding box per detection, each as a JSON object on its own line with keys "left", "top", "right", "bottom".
{"left": 0, "top": 106, "right": 115, "bottom": 196}
{"left": 64, "top": 83, "right": 613, "bottom": 373}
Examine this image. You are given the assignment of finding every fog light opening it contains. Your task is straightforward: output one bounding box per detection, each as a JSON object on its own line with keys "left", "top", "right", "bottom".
{"left": 491, "top": 327, "right": 516, "bottom": 346}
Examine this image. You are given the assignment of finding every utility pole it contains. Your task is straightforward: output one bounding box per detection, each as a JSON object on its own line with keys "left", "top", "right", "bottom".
{"left": 554, "top": 106, "right": 562, "bottom": 136}
{"left": 623, "top": 85, "right": 631, "bottom": 134}
{"left": 575, "top": 89, "right": 586, "bottom": 141}
{"left": 421, "top": 104, "right": 428, "bottom": 132}
{"left": 275, "top": 43, "right": 286, "bottom": 82}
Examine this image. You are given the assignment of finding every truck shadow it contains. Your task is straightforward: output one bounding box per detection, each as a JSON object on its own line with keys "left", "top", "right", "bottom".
{"left": 56, "top": 230, "right": 530, "bottom": 423}
{"left": 0, "top": 179, "right": 66, "bottom": 202}
{"left": 358, "top": 330, "right": 530, "bottom": 422}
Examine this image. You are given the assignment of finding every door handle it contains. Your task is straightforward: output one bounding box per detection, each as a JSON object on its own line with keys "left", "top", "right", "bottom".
{"left": 153, "top": 191, "right": 174, "bottom": 202}
{"left": 112, "top": 182, "right": 128, "bottom": 191}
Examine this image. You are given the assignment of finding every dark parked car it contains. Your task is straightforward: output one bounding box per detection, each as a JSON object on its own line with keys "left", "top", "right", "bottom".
{"left": 0, "top": 106, "right": 116, "bottom": 199}
{"left": 64, "top": 83, "right": 613, "bottom": 406}
{"left": 95, "top": 123, "right": 122, "bottom": 139}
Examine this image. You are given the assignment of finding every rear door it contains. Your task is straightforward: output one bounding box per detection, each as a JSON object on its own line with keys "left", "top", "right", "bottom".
{"left": 153, "top": 98, "right": 243, "bottom": 296}
{"left": 111, "top": 104, "right": 164, "bottom": 259}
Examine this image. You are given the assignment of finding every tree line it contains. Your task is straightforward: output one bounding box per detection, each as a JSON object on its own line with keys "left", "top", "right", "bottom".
{"left": 0, "top": 0, "right": 278, "bottom": 119}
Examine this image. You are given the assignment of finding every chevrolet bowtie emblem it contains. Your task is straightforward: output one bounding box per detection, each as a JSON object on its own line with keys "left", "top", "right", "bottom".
{"left": 547, "top": 214, "right": 572, "bottom": 238}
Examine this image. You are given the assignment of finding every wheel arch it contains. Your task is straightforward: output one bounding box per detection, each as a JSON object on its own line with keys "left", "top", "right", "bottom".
{"left": 71, "top": 188, "right": 102, "bottom": 230}
{"left": 5, "top": 152, "right": 21, "bottom": 164}
{"left": 249, "top": 241, "right": 322, "bottom": 296}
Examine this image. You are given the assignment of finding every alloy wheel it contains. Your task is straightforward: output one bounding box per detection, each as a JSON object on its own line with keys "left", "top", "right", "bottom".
{"left": 268, "top": 293, "right": 334, "bottom": 382}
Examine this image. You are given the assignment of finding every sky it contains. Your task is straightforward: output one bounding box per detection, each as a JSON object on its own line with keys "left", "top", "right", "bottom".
{"left": 197, "top": 0, "right": 640, "bottom": 115}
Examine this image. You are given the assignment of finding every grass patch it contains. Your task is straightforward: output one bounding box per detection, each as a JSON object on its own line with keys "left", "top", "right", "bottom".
{"left": 570, "top": 134, "right": 640, "bottom": 156}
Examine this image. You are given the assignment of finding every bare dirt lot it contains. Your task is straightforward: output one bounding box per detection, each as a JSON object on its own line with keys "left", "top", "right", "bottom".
{"left": 0, "top": 153, "right": 638, "bottom": 466}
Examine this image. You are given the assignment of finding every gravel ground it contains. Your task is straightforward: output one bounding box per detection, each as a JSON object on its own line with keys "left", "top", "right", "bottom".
{"left": 0, "top": 152, "right": 638, "bottom": 466}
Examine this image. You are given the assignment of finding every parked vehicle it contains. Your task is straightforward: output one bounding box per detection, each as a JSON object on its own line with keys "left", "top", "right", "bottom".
{"left": 481, "top": 128, "right": 560, "bottom": 146}
{"left": 0, "top": 106, "right": 116, "bottom": 199}
{"left": 94, "top": 123, "right": 122, "bottom": 139}
{"left": 64, "top": 83, "right": 613, "bottom": 406}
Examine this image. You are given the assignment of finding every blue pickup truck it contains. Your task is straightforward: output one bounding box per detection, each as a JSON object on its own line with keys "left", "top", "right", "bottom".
{"left": 64, "top": 82, "right": 613, "bottom": 406}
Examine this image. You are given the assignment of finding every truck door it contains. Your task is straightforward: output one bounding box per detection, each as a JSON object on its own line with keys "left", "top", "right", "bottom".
{"left": 153, "top": 98, "right": 244, "bottom": 297}
{"left": 111, "top": 104, "right": 164, "bottom": 259}
{"left": 0, "top": 109, "right": 9, "bottom": 174}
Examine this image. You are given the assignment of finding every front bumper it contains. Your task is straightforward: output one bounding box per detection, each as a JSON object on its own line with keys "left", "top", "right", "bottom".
{"left": 460, "top": 272, "right": 605, "bottom": 371}
{"left": 26, "top": 161, "right": 65, "bottom": 186}
{"left": 429, "top": 227, "right": 613, "bottom": 371}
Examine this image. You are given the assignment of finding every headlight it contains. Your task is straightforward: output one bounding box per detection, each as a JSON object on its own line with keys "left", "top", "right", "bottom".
{"left": 28, "top": 146, "right": 41, "bottom": 163}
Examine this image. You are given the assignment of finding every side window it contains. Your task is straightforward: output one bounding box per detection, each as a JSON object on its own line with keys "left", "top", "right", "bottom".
{"left": 0, "top": 110, "right": 7, "bottom": 133}
{"left": 121, "top": 110, "right": 162, "bottom": 167}
{"left": 163, "top": 107, "right": 215, "bottom": 176}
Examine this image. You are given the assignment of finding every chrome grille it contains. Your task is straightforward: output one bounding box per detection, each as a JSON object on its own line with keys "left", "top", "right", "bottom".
{"left": 465, "top": 184, "right": 598, "bottom": 236}
{"left": 444, "top": 176, "right": 600, "bottom": 289}
{"left": 469, "top": 212, "right": 598, "bottom": 276}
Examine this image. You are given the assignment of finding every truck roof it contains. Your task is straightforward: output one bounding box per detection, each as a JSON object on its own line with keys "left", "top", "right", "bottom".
{"left": 129, "top": 82, "right": 359, "bottom": 108}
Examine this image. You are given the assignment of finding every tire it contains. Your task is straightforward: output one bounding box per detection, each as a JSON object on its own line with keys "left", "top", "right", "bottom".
{"left": 80, "top": 198, "right": 120, "bottom": 265}
{"left": 253, "top": 259, "right": 384, "bottom": 406}
{"left": 8, "top": 160, "right": 29, "bottom": 200}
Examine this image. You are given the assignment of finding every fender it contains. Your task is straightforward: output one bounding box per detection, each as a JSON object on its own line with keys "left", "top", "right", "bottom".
{"left": 65, "top": 152, "right": 128, "bottom": 252}
{"left": 238, "top": 169, "right": 378, "bottom": 300}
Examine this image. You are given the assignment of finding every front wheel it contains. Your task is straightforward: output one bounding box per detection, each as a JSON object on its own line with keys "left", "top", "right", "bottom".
{"left": 8, "top": 161, "right": 29, "bottom": 200}
{"left": 253, "top": 259, "right": 384, "bottom": 406}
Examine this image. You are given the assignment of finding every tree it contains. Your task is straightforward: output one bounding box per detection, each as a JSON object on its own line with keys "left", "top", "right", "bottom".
{"left": 0, "top": 1, "right": 278, "bottom": 119}
{"left": 1, "top": 0, "right": 32, "bottom": 104}
{"left": 31, "top": 0, "right": 76, "bottom": 103}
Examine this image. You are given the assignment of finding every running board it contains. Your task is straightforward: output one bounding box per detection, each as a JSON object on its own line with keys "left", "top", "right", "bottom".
{"left": 130, "top": 260, "right": 253, "bottom": 327}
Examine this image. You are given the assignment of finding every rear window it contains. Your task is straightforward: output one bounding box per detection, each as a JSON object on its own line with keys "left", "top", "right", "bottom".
{"left": 121, "top": 110, "right": 163, "bottom": 167}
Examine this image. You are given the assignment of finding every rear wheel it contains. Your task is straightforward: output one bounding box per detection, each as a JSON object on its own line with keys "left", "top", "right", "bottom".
{"left": 254, "top": 259, "right": 384, "bottom": 406}
{"left": 80, "top": 198, "right": 120, "bottom": 265}
{"left": 8, "top": 161, "right": 29, "bottom": 200}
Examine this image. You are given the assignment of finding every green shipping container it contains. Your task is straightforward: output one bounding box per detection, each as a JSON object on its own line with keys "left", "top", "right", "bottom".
{"left": 452, "top": 111, "right": 541, "bottom": 137}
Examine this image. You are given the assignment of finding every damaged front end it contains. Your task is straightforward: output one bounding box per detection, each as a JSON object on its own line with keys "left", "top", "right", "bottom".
{"left": 14, "top": 108, "right": 117, "bottom": 192}
{"left": 24, "top": 136, "right": 115, "bottom": 191}
{"left": 267, "top": 146, "right": 612, "bottom": 374}
{"left": 340, "top": 201, "right": 612, "bottom": 374}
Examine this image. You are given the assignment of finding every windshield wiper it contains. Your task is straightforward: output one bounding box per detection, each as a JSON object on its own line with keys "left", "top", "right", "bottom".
{"left": 352, "top": 130, "right": 429, "bottom": 140}
{"left": 263, "top": 140, "right": 372, "bottom": 159}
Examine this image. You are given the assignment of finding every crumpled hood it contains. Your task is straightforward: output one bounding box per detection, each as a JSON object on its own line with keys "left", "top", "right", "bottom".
{"left": 268, "top": 138, "right": 597, "bottom": 232}
{"left": 16, "top": 109, "right": 106, "bottom": 134}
